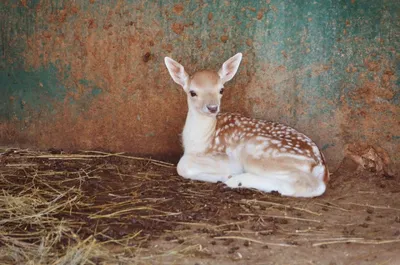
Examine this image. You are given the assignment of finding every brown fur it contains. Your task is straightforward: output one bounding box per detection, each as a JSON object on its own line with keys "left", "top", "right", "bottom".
{"left": 190, "top": 71, "right": 221, "bottom": 88}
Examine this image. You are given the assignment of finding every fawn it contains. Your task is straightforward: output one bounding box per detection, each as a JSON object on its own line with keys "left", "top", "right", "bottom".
{"left": 164, "top": 53, "right": 329, "bottom": 197}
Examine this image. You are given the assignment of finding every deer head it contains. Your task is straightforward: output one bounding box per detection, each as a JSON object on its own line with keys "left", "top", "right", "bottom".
{"left": 164, "top": 53, "right": 242, "bottom": 117}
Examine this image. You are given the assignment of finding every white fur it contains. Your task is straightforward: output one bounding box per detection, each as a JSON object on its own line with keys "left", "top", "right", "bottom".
{"left": 182, "top": 109, "right": 215, "bottom": 154}
{"left": 165, "top": 53, "right": 328, "bottom": 198}
{"left": 164, "top": 57, "right": 189, "bottom": 88}
{"left": 218, "top": 53, "right": 243, "bottom": 83}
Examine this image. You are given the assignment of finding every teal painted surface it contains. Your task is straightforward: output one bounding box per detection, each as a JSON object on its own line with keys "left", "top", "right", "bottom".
{"left": 0, "top": 64, "right": 67, "bottom": 119}
{"left": 0, "top": 0, "right": 399, "bottom": 167}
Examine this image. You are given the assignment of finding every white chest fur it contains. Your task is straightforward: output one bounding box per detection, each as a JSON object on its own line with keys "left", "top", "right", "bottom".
{"left": 182, "top": 109, "right": 216, "bottom": 154}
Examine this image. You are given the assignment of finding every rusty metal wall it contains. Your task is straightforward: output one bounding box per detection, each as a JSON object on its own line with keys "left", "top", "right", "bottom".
{"left": 1, "top": 0, "right": 399, "bottom": 169}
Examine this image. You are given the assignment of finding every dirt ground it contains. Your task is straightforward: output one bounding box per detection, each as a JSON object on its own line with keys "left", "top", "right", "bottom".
{"left": 0, "top": 148, "right": 399, "bottom": 265}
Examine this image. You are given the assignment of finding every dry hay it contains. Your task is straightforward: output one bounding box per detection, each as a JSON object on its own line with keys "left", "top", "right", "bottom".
{"left": 0, "top": 147, "right": 399, "bottom": 264}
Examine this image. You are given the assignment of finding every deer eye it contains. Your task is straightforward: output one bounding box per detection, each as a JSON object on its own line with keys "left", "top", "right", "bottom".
{"left": 220, "top": 88, "right": 224, "bottom": 95}
{"left": 190, "top": 91, "right": 197, "bottom": 97}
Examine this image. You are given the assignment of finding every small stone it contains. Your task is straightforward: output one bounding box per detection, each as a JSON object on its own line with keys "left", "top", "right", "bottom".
{"left": 165, "top": 235, "right": 177, "bottom": 241}
{"left": 228, "top": 246, "right": 240, "bottom": 254}
{"left": 259, "top": 230, "right": 273, "bottom": 236}
{"left": 141, "top": 242, "right": 150, "bottom": 248}
{"left": 277, "top": 218, "right": 288, "bottom": 224}
{"left": 223, "top": 238, "right": 234, "bottom": 246}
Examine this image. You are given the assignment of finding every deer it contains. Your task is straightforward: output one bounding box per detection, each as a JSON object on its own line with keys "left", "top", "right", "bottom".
{"left": 164, "top": 53, "right": 329, "bottom": 197}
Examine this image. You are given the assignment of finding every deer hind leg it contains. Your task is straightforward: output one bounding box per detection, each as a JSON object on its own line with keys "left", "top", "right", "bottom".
{"left": 177, "top": 154, "right": 243, "bottom": 183}
{"left": 224, "top": 173, "right": 298, "bottom": 195}
{"left": 225, "top": 171, "right": 325, "bottom": 198}
{"left": 225, "top": 156, "right": 326, "bottom": 198}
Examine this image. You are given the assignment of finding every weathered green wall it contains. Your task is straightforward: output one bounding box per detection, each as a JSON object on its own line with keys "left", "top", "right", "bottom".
{"left": 1, "top": 0, "right": 399, "bottom": 169}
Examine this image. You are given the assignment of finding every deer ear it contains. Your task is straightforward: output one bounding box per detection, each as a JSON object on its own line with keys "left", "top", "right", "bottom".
{"left": 218, "top": 53, "right": 242, "bottom": 84}
{"left": 164, "top": 57, "right": 189, "bottom": 89}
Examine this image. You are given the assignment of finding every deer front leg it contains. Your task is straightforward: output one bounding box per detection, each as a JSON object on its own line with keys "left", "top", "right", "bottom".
{"left": 177, "top": 154, "right": 242, "bottom": 183}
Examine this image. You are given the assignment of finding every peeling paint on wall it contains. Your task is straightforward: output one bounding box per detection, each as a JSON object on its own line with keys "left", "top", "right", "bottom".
{"left": 0, "top": 0, "right": 399, "bottom": 169}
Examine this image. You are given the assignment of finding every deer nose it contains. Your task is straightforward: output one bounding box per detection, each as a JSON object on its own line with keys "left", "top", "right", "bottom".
{"left": 207, "top": 105, "right": 219, "bottom": 113}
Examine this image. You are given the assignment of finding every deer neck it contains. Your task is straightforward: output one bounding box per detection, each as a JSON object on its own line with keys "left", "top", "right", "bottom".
{"left": 182, "top": 107, "right": 216, "bottom": 154}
